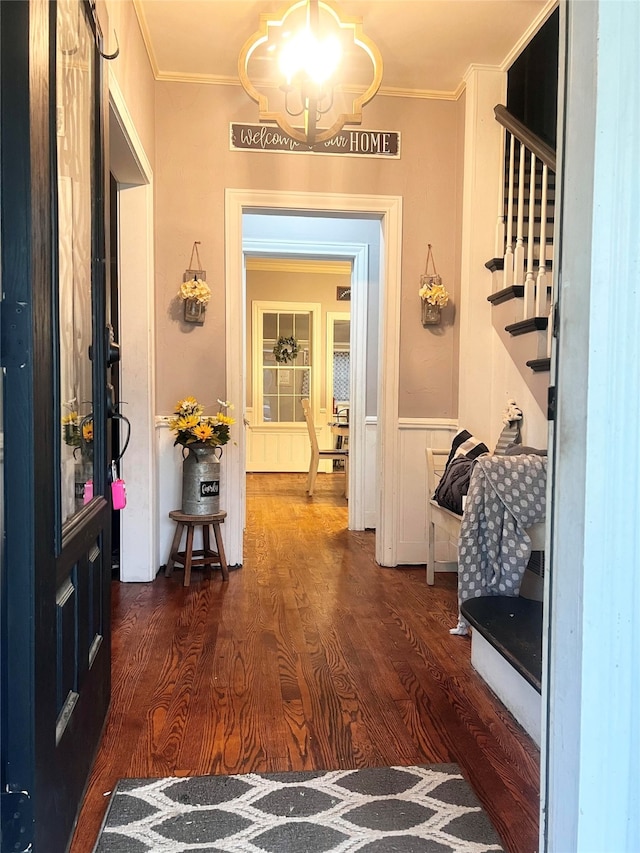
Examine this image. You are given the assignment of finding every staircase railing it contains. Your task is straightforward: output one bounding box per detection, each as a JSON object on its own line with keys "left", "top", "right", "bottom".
{"left": 494, "top": 105, "right": 556, "bottom": 344}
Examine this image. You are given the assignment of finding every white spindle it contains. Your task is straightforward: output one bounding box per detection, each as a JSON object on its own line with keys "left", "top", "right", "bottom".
{"left": 494, "top": 133, "right": 506, "bottom": 278}
{"left": 503, "top": 133, "right": 515, "bottom": 289}
{"left": 514, "top": 142, "right": 526, "bottom": 289}
{"left": 535, "top": 163, "right": 549, "bottom": 317}
{"left": 523, "top": 151, "right": 536, "bottom": 320}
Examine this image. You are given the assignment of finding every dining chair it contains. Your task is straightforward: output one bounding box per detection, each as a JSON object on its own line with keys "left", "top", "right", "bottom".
{"left": 301, "top": 398, "right": 349, "bottom": 496}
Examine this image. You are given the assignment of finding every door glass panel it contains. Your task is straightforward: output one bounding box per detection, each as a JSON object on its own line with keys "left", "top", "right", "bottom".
{"left": 57, "top": 0, "right": 95, "bottom": 523}
{"left": 263, "top": 395, "right": 277, "bottom": 422}
{"left": 258, "top": 308, "right": 313, "bottom": 423}
{"left": 279, "top": 313, "right": 294, "bottom": 338}
{"left": 263, "top": 312, "right": 277, "bottom": 340}
{"left": 294, "top": 313, "right": 309, "bottom": 341}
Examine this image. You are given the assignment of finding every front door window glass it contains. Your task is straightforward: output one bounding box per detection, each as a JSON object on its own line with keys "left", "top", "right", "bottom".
{"left": 57, "top": 0, "right": 95, "bottom": 523}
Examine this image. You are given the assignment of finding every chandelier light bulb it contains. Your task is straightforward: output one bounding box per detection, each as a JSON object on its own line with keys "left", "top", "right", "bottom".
{"left": 278, "top": 28, "right": 342, "bottom": 86}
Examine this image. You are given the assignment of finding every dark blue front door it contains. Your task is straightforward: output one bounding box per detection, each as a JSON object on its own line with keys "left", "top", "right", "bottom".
{"left": 1, "top": 2, "right": 112, "bottom": 851}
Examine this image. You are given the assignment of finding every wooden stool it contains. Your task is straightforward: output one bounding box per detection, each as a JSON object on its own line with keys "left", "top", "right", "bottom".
{"left": 164, "top": 510, "right": 230, "bottom": 587}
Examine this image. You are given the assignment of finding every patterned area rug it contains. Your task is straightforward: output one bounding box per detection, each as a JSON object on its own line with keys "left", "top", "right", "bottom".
{"left": 93, "top": 764, "right": 504, "bottom": 852}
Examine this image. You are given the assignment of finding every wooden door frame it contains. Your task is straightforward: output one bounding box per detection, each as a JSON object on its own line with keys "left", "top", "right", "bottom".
{"left": 225, "top": 189, "right": 402, "bottom": 566}
{"left": 108, "top": 71, "right": 157, "bottom": 582}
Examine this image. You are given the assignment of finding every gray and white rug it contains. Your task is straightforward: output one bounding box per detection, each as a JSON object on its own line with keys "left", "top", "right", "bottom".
{"left": 94, "top": 764, "right": 503, "bottom": 852}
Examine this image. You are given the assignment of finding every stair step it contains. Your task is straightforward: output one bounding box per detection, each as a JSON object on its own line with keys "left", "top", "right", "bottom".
{"left": 526, "top": 357, "right": 551, "bottom": 373}
{"left": 485, "top": 258, "right": 504, "bottom": 273}
{"left": 460, "top": 595, "right": 543, "bottom": 692}
{"left": 505, "top": 317, "right": 548, "bottom": 336}
{"left": 487, "top": 285, "right": 524, "bottom": 305}
{"left": 485, "top": 258, "right": 554, "bottom": 275}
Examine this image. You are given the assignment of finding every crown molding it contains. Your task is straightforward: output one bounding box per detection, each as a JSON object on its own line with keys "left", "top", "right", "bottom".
{"left": 500, "top": 0, "right": 558, "bottom": 71}
{"left": 156, "top": 71, "right": 242, "bottom": 86}
{"left": 154, "top": 69, "right": 461, "bottom": 101}
{"left": 132, "top": 0, "right": 160, "bottom": 79}
{"left": 378, "top": 84, "right": 459, "bottom": 102}
{"left": 246, "top": 257, "right": 352, "bottom": 276}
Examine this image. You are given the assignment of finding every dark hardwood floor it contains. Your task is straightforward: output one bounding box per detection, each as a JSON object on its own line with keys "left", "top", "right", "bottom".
{"left": 70, "top": 472, "right": 539, "bottom": 852}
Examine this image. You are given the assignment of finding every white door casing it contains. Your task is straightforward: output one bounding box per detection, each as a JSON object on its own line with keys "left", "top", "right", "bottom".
{"left": 225, "top": 190, "right": 402, "bottom": 566}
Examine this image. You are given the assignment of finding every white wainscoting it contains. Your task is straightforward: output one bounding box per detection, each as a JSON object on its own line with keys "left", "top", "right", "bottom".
{"left": 396, "top": 418, "right": 458, "bottom": 565}
{"left": 155, "top": 416, "right": 449, "bottom": 569}
{"left": 246, "top": 406, "right": 321, "bottom": 473}
{"left": 363, "top": 417, "right": 378, "bottom": 529}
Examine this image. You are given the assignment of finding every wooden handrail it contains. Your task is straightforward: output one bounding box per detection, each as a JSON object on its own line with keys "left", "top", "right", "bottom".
{"left": 494, "top": 104, "right": 556, "bottom": 172}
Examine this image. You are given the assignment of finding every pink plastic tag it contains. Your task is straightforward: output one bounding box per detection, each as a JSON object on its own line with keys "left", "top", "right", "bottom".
{"left": 83, "top": 480, "right": 93, "bottom": 504}
{"left": 111, "top": 479, "right": 127, "bottom": 510}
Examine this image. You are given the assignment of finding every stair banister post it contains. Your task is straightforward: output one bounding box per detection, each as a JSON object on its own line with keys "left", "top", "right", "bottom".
{"left": 503, "top": 132, "right": 515, "bottom": 289}
{"left": 494, "top": 129, "right": 507, "bottom": 279}
{"left": 514, "top": 140, "right": 527, "bottom": 291}
{"left": 524, "top": 151, "right": 537, "bottom": 320}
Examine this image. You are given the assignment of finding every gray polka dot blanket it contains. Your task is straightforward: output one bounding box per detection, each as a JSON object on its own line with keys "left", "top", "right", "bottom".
{"left": 456, "top": 453, "right": 547, "bottom": 630}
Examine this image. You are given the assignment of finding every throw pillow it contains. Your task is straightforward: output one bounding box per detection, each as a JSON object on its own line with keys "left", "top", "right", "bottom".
{"left": 433, "top": 455, "right": 474, "bottom": 515}
{"left": 433, "top": 429, "right": 490, "bottom": 515}
{"left": 445, "top": 429, "right": 490, "bottom": 467}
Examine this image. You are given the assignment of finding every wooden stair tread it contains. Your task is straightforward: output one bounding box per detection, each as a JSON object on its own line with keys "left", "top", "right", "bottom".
{"left": 526, "top": 357, "right": 551, "bottom": 373}
{"left": 460, "top": 596, "right": 543, "bottom": 692}
{"left": 505, "top": 317, "right": 548, "bottom": 336}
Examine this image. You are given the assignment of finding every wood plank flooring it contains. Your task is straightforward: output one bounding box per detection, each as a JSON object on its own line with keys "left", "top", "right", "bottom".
{"left": 70, "top": 473, "right": 539, "bottom": 852}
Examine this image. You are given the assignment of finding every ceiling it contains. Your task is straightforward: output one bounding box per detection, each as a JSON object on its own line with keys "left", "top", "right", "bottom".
{"left": 133, "top": 0, "right": 553, "bottom": 98}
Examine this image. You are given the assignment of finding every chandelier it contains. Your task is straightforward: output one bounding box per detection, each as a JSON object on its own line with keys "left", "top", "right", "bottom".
{"left": 238, "top": 0, "right": 383, "bottom": 146}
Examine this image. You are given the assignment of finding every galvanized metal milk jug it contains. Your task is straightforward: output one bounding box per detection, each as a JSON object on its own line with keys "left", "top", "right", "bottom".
{"left": 181, "top": 444, "right": 222, "bottom": 515}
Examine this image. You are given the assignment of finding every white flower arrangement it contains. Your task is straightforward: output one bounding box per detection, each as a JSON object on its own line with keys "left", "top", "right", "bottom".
{"left": 179, "top": 276, "right": 211, "bottom": 305}
{"left": 419, "top": 276, "right": 449, "bottom": 308}
{"left": 502, "top": 399, "right": 523, "bottom": 425}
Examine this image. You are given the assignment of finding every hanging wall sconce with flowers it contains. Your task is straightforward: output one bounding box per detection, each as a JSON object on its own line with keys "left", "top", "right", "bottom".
{"left": 419, "top": 243, "right": 449, "bottom": 326}
{"left": 179, "top": 241, "right": 211, "bottom": 324}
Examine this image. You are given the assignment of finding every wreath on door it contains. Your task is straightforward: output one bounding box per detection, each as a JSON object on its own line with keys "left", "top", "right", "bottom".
{"left": 273, "top": 336, "right": 299, "bottom": 364}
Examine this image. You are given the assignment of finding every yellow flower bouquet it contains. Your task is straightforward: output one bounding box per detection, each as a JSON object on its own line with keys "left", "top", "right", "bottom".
{"left": 62, "top": 410, "right": 93, "bottom": 450}
{"left": 169, "top": 397, "right": 235, "bottom": 448}
{"left": 418, "top": 276, "right": 449, "bottom": 307}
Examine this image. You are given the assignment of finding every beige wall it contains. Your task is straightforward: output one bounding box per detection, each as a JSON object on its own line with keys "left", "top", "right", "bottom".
{"left": 154, "top": 82, "right": 463, "bottom": 418}
{"left": 104, "top": 0, "right": 156, "bottom": 167}
{"left": 246, "top": 268, "right": 352, "bottom": 410}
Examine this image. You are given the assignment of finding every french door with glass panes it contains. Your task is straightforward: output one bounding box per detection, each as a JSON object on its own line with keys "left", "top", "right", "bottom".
{"left": 248, "top": 302, "right": 321, "bottom": 471}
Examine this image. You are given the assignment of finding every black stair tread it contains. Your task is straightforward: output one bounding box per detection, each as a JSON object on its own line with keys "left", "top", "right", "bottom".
{"left": 485, "top": 258, "right": 554, "bottom": 273}
{"left": 526, "top": 357, "right": 551, "bottom": 373}
{"left": 505, "top": 317, "right": 548, "bottom": 336}
{"left": 485, "top": 257, "right": 504, "bottom": 273}
{"left": 487, "top": 285, "right": 524, "bottom": 305}
{"left": 460, "top": 595, "right": 543, "bottom": 692}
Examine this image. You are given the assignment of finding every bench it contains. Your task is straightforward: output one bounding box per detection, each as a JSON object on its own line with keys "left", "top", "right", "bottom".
{"left": 425, "top": 447, "right": 546, "bottom": 585}
{"left": 426, "top": 446, "right": 546, "bottom": 741}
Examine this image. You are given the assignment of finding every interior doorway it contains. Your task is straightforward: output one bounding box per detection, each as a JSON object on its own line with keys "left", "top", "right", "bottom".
{"left": 242, "top": 239, "right": 369, "bottom": 534}
{"left": 244, "top": 257, "right": 352, "bottom": 479}
{"left": 224, "top": 189, "right": 403, "bottom": 569}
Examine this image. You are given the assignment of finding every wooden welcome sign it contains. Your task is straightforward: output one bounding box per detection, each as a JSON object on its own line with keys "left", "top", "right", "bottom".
{"left": 230, "top": 123, "right": 401, "bottom": 158}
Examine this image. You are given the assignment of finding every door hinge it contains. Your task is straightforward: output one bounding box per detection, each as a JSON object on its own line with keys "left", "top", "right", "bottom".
{"left": 0, "top": 301, "right": 31, "bottom": 369}
{"left": 1, "top": 789, "right": 33, "bottom": 852}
